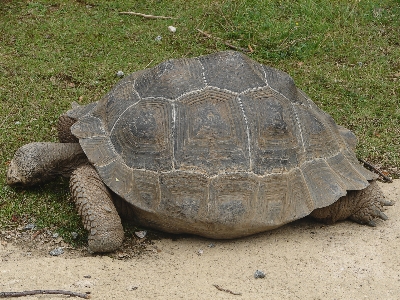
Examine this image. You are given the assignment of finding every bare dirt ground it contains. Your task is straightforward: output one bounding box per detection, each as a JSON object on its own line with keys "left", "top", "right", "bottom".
{"left": 1, "top": 180, "right": 399, "bottom": 300}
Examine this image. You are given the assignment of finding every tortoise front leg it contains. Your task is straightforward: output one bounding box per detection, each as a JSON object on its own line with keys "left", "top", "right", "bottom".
{"left": 310, "top": 181, "right": 392, "bottom": 226}
{"left": 70, "top": 164, "right": 124, "bottom": 253}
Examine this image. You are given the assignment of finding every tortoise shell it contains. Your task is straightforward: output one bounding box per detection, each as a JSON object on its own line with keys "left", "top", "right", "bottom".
{"left": 69, "top": 51, "right": 376, "bottom": 238}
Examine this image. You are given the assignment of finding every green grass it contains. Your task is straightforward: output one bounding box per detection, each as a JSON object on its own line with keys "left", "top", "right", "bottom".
{"left": 1, "top": 0, "right": 399, "bottom": 241}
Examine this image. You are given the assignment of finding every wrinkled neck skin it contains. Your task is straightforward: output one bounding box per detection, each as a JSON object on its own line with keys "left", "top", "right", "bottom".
{"left": 7, "top": 142, "right": 88, "bottom": 186}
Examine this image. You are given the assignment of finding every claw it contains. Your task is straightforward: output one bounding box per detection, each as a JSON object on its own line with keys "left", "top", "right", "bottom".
{"left": 380, "top": 199, "right": 394, "bottom": 206}
{"left": 378, "top": 211, "right": 388, "bottom": 221}
{"left": 367, "top": 220, "right": 377, "bottom": 227}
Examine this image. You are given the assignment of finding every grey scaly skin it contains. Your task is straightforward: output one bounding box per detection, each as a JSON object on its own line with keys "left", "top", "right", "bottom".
{"left": 70, "top": 164, "right": 124, "bottom": 253}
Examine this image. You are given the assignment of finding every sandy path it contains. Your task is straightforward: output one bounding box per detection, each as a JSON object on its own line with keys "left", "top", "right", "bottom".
{"left": 1, "top": 180, "right": 399, "bottom": 299}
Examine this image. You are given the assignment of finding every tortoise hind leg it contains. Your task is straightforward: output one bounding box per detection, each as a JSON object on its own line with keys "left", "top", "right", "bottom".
{"left": 310, "top": 181, "right": 392, "bottom": 226}
{"left": 70, "top": 165, "right": 124, "bottom": 253}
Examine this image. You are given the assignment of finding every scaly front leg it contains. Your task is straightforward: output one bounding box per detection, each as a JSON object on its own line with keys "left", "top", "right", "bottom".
{"left": 70, "top": 164, "right": 124, "bottom": 253}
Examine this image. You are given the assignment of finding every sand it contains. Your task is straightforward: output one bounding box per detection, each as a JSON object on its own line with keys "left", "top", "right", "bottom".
{"left": 1, "top": 180, "right": 399, "bottom": 300}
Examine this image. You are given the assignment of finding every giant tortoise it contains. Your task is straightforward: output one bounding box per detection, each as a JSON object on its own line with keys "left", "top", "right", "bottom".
{"left": 7, "top": 51, "right": 391, "bottom": 253}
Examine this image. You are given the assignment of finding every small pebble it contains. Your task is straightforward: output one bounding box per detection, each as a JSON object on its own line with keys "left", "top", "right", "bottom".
{"left": 52, "top": 232, "right": 59, "bottom": 238}
{"left": 49, "top": 247, "right": 64, "bottom": 256}
{"left": 135, "top": 231, "right": 147, "bottom": 239}
{"left": 168, "top": 26, "right": 176, "bottom": 33}
{"left": 73, "top": 280, "right": 94, "bottom": 288}
{"left": 208, "top": 243, "right": 215, "bottom": 248}
{"left": 254, "top": 270, "right": 265, "bottom": 279}
{"left": 116, "top": 70, "right": 124, "bottom": 77}
{"left": 155, "top": 35, "right": 162, "bottom": 42}
{"left": 24, "top": 224, "right": 36, "bottom": 230}
{"left": 197, "top": 249, "right": 203, "bottom": 256}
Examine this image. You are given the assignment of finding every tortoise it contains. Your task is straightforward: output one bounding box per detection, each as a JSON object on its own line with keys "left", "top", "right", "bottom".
{"left": 7, "top": 51, "right": 391, "bottom": 253}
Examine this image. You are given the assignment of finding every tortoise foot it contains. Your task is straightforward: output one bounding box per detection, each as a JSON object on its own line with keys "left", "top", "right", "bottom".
{"left": 350, "top": 196, "right": 391, "bottom": 225}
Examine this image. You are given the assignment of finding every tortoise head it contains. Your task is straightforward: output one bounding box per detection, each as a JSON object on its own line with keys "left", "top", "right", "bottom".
{"left": 6, "top": 159, "right": 22, "bottom": 186}
{"left": 7, "top": 142, "right": 88, "bottom": 187}
{"left": 7, "top": 143, "right": 45, "bottom": 186}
